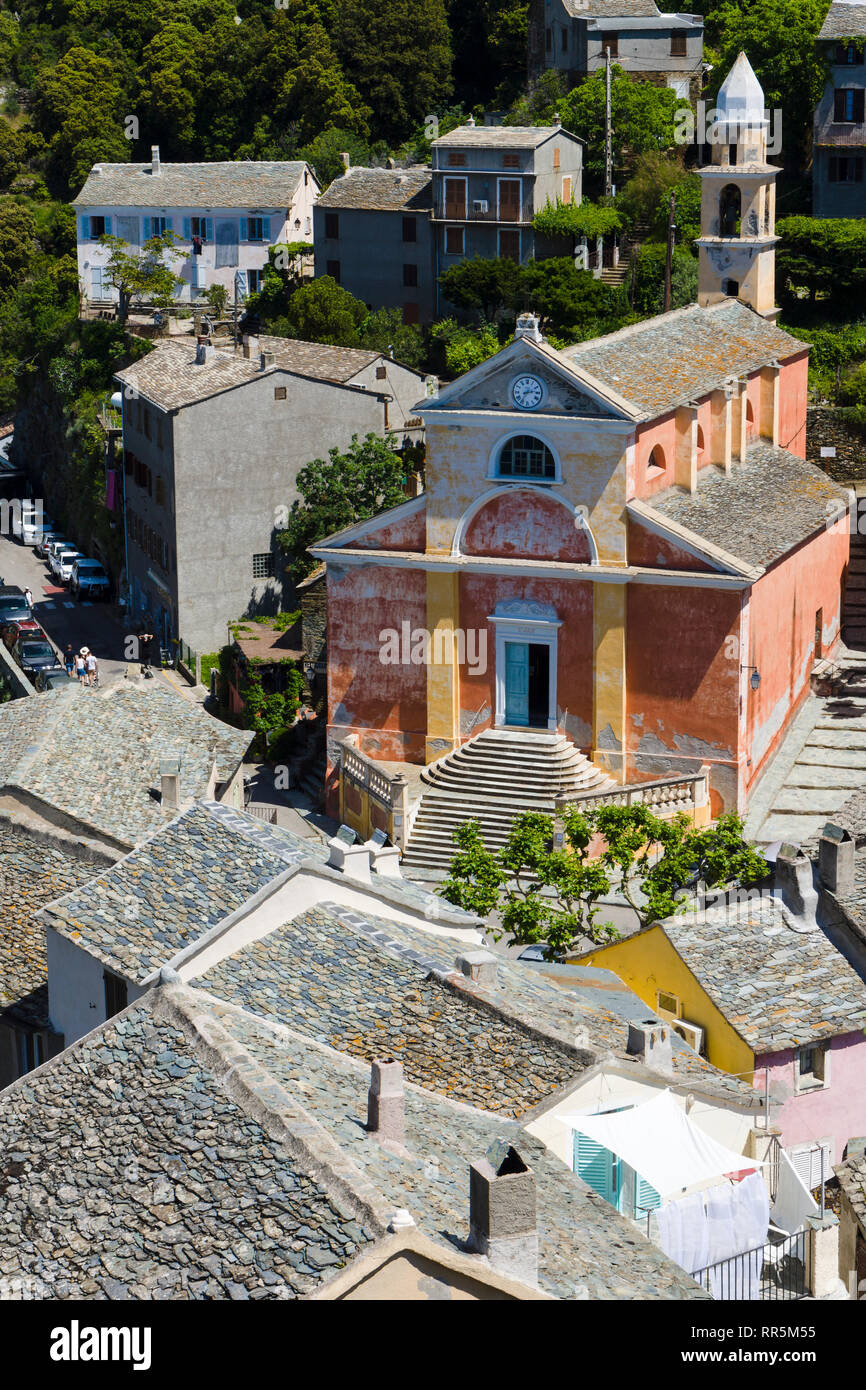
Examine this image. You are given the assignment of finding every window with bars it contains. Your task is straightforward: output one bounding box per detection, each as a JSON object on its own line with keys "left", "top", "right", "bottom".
{"left": 253, "top": 552, "right": 275, "bottom": 578}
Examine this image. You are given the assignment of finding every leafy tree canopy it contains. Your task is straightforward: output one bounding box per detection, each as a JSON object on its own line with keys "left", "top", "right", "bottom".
{"left": 277, "top": 274, "right": 367, "bottom": 346}
{"left": 632, "top": 244, "right": 699, "bottom": 316}
{"left": 334, "top": 0, "right": 453, "bottom": 143}
{"left": 776, "top": 217, "right": 866, "bottom": 315}
{"left": 558, "top": 67, "right": 691, "bottom": 191}
{"left": 533, "top": 197, "right": 623, "bottom": 242}
{"left": 99, "top": 230, "right": 188, "bottom": 321}
{"left": 437, "top": 255, "right": 630, "bottom": 341}
{"left": 441, "top": 806, "right": 768, "bottom": 953}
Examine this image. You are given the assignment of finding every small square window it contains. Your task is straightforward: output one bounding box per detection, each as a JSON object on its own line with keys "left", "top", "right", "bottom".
{"left": 670, "top": 33, "right": 686, "bottom": 57}
{"left": 403, "top": 263, "right": 418, "bottom": 287}
{"left": 447, "top": 151, "right": 466, "bottom": 167}
{"left": 327, "top": 259, "right": 341, "bottom": 282}
{"left": 797, "top": 1043, "right": 828, "bottom": 1090}
{"left": 376, "top": 365, "right": 387, "bottom": 379}
{"left": 274, "top": 385, "right": 287, "bottom": 400}
{"left": 325, "top": 212, "right": 339, "bottom": 239}
{"left": 402, "top": 216, "right": 417, "bottom": 242}
{"left": 503, "top": 153, "right": 520, "bottom": 169}
{"left": 253, "top": 552, "right": 275, "bottom": 579}
{"left": 445, "top": 226, "right": 464, "bottom": 255}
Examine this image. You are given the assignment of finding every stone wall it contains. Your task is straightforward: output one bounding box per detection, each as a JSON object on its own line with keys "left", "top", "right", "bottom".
{"left": 807, "top": 406, "right": 866, "bottom": 485}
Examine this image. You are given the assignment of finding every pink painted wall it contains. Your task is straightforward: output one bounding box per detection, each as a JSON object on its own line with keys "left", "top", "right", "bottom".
{"left": 756, "top": 1033, "right": 866, "bottom": 1165}
{"left": 633, "top": 414, "right": 677, "bottom": 500}
{"left": 353, "top": 506, "right": 426, "bottom": 552}
{"left": 627, "top": 518, "right": 713, "bottom": 572}
{"left": 779, "top": 352, "right": 809, "bottom": 459}
{"left": 744, "top": 520, "right": 848, "bottom": 797}
{"left": 463, "top": 488, "right": 591, "bottom": 562}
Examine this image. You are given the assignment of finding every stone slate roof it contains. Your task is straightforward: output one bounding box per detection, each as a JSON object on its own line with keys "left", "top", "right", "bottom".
{"left": 73, "top": 160, "right": 309, "bottom": 209}
{"left": 658, "top": 897, "right": 866, "bottom": 1052}
{"left": 643, "top": 441, "right": 849, "bottom": 571}
{"left": 193, "top": 899, "right": 760, "bottom": 1111}
{"left": 818, "top": 2, "right": 866, "bottom": 39}
{"left": 0, "top": 994, "right": 380, "bottom": 1299}
{"left": 433, "top": 124, "right": 577, "bottom": 149}
{"left": 115, "top": 334, "right": 385, "bottom": 411}
{"left": 564, "top": 0, "right": 661, "bottom": 15}
{"left": 835, "top": 1150, "right": 866, "bottom": 1238}
{"left": 314, "top": 167, "right": 432, "bottom": 210}
{"left": 39, "top": 802, "right": 309, "bottom": 984}
{"left": 0, "top": 825, "right": 97, "bottom": 1030}
{"left": 206, "top": 993, "right": 708, "bottom": 1300}
{"left": 0, "top": 684, "right": 251, "bottom": 849}
{"left": 561, "top": 301, "right": 806, "bottom": 419}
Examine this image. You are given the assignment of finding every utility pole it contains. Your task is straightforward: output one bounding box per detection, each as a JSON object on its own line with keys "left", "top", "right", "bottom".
{"left": 604, "top": 47, "right": 613, "bottom": 199}
{"left": 663, "top": 192, "right": 676, "bottom": 312}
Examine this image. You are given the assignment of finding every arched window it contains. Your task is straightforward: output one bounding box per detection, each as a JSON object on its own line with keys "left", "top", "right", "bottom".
{"left": 646, "top": 444, "right": 666, "bottom": 478}
{"left": 497, "top": 435, "right": 556, "bottom": 480}
{"left": 696, "top": 425, "right": 706, "bottom": 464}
{"left": 746, "top": 398, "right": 757, "bottom": 439}
{"left": 719, "top": 184, "right": 741, "bottom": 236}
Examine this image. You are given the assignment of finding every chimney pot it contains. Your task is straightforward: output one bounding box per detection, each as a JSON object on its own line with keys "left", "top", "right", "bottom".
{"left": 466, "top": 115, "right": 476, "bottom": 128}
{"left": 341, "top": 151, "right": 350, "bottom": 171}
{"left": 260, "top": 349, "right": 275, "bottom": 370}
{"left": 455, "top": 951, "right": 498, "bottom": 987}
{"left": 469, "top": 1141, "right": 537, "bottom": 1285}
{"left": 774, "top": 845, "right": 820, "bottom": 931}
{"left": 514, "top": 311, "right": 543, "bottom": 344}
{"left": 243, "top": 333, "right": 260, "bottom": 360}
{"left": 159, "top": 756, "right": 181, "bottom": 810}
{"left": 151, "top": 145, "right": 160, "bottom": 174}
{"left": 367, "top": 1058, "right": 406, "bottom": 1148}
{"left": 818, "top": 822, "right": 854, "bottom": 897}
{"left": 626, "top": 1020, "right": 673, "bottom": 1074}
{"left": 326, "top": 827, "right": 372, "bottom": 883}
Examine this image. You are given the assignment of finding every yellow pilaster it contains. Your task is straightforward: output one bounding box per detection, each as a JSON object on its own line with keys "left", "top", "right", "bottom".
{"left": 425, "top": 570, "right": 460, "bottom": 763}
{"left": 592, "top": 582, "right": 627, "bottom": 782}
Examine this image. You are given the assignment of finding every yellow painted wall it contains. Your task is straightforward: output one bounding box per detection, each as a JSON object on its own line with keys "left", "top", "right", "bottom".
{"left": 592, "top": 582, "right": 627, "bottom": 780}
{"left": 581, "top": 926, "right": 755, "bottom": 1078}
{"left": 425, "top": 570, "right": 460, "bottom": 760}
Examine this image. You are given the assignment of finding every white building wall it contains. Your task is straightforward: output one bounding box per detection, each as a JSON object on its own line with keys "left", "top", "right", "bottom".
{"left": 46, "top": 927, "right": 145, "bottom": 1047}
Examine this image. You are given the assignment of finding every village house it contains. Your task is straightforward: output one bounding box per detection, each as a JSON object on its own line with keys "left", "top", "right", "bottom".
{"left": 835, "top": 1145, "right": 866, "bottom": 1297}
{"left": 812, "top": 1, "right": 866, "bottom": 218}
{"left": 311, "top": 55, "right": 850, "bottom": 870}
{"left": 114, "top": 335, "right": 426, "bottom": 656}
{"left": 0, "top": 681, "right": 251, "bottom": 1085}
{"left": 74, "top": 148, "right": 319, "bottom": 307}
{"left": 528, "top": 0, "right": 705, "bottom": 103}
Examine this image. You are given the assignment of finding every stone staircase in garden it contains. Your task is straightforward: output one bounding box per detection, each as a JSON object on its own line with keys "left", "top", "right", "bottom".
{"left": 400, "top": 727, "right": 617, "bottom": 876}
{"left": 599, "top": 219, "right": 651, "bottom": 289}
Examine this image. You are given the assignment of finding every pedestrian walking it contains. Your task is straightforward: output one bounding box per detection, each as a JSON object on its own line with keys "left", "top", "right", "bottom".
{"left": 23, "top": 587, "right": 33, "bottom": 610}
{"left": 64, "top": 644, "right": 75, "bottom": 677}
{"left": 79, "top": 646, "right": 92, "bottom": 686}
{"left": 85, "top": 651, "right": 98, "bottom": 688}
{"left": 74, "top": 650, "right": 86, "bottom": 683}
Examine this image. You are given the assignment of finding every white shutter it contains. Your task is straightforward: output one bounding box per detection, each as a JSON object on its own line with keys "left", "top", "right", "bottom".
{"left": 790, "top": 1141, "right": 832, "bottom": 1191}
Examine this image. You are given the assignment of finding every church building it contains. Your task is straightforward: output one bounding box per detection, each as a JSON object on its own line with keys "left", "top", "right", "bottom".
{"left": 313, "top": 55, "right": 851, "bottom": 839}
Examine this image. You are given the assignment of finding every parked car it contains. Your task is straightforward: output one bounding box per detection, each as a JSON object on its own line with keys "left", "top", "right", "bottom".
{"left": 14, "top": 634, "right": 57, "bottom": 681}
{"left": 34, "top": 665, "right": 77, "bottom": 692}
{"left": 517, "top": 944, "right": 567, "bottom": 964}
{"left": 70, "top": 558, "right": 110, "bottom": 600}
{"left": 46, "top": 538, "right": 73, "bottom": 571}
{"left": 16, "top": 504, "right": 52, "bottom": 546}
{"left": 51, "top": 548, "right": 83, "bottom": 583}
{"left": 0, "top": 590, "right": 32, "bottom": 629}
{"left": 35, "top": 529, "right": 66, "bottom": 558}
{"left": 2, "top": 617, "right": 41, "bottom": 648}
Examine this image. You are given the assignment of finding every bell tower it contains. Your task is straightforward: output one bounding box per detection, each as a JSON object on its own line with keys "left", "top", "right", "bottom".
{"left": 695, "top": 52, "right": 780, "bottom": 321}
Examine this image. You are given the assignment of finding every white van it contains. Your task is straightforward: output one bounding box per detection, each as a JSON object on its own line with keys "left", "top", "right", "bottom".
{"left": 56, "top": 550, "right": 83, "bottom": 584}
{"left": 19, "top": 502, "right": 50, "bottom": 546}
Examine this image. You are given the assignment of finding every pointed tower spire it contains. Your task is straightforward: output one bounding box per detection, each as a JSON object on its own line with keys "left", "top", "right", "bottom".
{"left": 695, "top": 52, "right": 780, "bottom": 322}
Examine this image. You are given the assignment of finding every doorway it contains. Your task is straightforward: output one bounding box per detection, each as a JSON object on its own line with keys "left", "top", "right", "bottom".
{"left": 504, "top": 640, "right": 549, "bottom": 726}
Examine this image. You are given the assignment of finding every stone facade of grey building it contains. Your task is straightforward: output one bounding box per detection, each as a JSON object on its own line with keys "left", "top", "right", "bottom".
{"left": 813, "top": 4, "right": 866, "bottom": 218}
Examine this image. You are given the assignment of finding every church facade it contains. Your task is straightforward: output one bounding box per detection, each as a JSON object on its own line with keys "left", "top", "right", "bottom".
{"left": 314, "top": 56, "right": 851, "bottom": 819}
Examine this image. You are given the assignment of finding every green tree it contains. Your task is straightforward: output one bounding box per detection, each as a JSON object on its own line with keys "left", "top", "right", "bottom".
{"left": 533, "top": 197, "right": 623, "bottom": 243}
{"left": 632, "top": 244, "right": 698, "bottom": 316}
{"left": 447, "top": 0, "right": 528, "bottom": 108}
{"left": 438, "top": 256, "right": 524, "bottom": 320}
{"left": 299, "top": 128, "right": 380, "bottom": 189}
{"left": 0, "top": 202, "right": 37, "bottom": 296}
{"left": 334, "top": 0, "right": 453, "bottom": 143}
{"left": 518, "top": 257, "right": 630, "bottom": 341}
{"left": 430, "top": 318, "right": 501, "bottom": 375}
{"left": 99, "top": 230, "right": 187, "bottom": 321}
{"left": 136, "top": 19, "right": 203, "bottom": 154}
{"left": 31, "top": 46, "right": 129, "bottom": 194}
{"left": 0, "top": 122, "right": 26, "bottom": 189}
{"left": 358, "top": 307, "right": 426, "bottom": 370}
{"left": 776, "top": 217, "right": 866, "bottom": 315}
{"left": 277, "top": 432, "right": 411, "bottom": 581}
{"left": 559, "top": 67, "right": 691, "bottom": 190}
{"left": 278, "top": 26, "right": 372, "bottom": 146}
{"left": 441, "top": 806, "right": 768, "bottom": 953}
{"left": 205, "top": 282, "right": 228, "bottom": 318}
{"left": 280, "top": 275, "right": 367, "bottom": 346}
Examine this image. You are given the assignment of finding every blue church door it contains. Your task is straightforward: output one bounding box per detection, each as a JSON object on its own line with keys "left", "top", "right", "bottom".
{"left": 504, "top": 642, "right": 529, "bottom": 725}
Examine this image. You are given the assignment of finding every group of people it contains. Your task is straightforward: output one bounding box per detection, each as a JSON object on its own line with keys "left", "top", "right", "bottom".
{"left": 64, "top": 644, "right": 98, "bottom": 687}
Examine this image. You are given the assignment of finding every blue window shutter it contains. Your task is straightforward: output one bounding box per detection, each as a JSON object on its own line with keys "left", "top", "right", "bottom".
{"left": 104, "top": 215, "right": 112, "bottom": 235}
{"left": 165, "top": 217, "right": 172, "bottom": 232}
{"left": 205, "top": 217, "right": 213, "bottom": 242}
{"left": 634, "top": 1173, "right": 662, "bottom": 1218}
{"left": 183, "top": 217, "right": 191, "bottom": 239}
{"left": 142, "top": 217, "right": 150, "bottom": 239}
{"left": 80, "top": 216, "right": 90, "bottom": 239}
{"left": 262, "top": 216, "right": 271, "bottom": 243}
{"left": 240, "top": 217, "right": 249, "bottom": 242}
{"left": 573, "top": 1131, "right": 616, "bottom": 1206}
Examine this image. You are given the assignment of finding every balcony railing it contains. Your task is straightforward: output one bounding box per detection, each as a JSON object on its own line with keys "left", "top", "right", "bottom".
{"left": 692, "top": 1229, "right": 808, "bottom": 1301}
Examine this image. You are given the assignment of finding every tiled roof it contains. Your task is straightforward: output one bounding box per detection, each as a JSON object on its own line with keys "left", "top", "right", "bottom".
{"left": 0, "top": 684, "right": 251, "bottom": 849}
{"left": 73, "top": 160, "right": 309, "bottom": 208}
{"left": 39, "top": 803, "right": 307, "bottom": 983}
{"left": 561, "top": 301, "right": 806, "bottom": 418}
{"left": 643, "top": 441, "right": 849, "bottom": 571}
{"left": 818, "top": 2, "right": 866, "bottom": 39}
{"left": 115, "top": 334, "right": 384, "bottom": 411}
{"left": 835, "top": 1150, "right": 866, "bottom": 1237}
{"left": 0, "top": 994, "right": 380, "bottom": 1299}
{"left": 314, "top": 167, "right": 432, "bottom": 210}
{"left": 0, "top": 825, "right": 96, "bottom": 1029}
{"left": 658, "top": 897, "right": 866, "bottom": 1052}
{"left": 564, "top": 0, "right": 661, "bottom": 15}
{"left": 433, "top": 125, "right": 572, "bottom": 149}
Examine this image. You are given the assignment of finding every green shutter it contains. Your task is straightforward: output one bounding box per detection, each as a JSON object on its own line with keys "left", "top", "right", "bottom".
{"left": 634, "top": 1173, "right": 662, "bottom": 1217}
{"left": 573, "top": 1131, "right": 617, "bottom": 1206}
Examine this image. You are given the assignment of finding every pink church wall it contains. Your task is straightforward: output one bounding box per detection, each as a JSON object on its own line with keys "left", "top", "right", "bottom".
{"left": 634, "top": 414, "right": 677, "bottom": 500}
{"left": 353, "top": 506, "right": 426, "bottom": 551}
{"left": 756, "top": 1033, "right": 866, "bottom": 1165}
{"left": 779, "top": 353, "right": 809, "bottom": 459}
{"left": 462, "top": 488, "right": 591, "bottom": 562}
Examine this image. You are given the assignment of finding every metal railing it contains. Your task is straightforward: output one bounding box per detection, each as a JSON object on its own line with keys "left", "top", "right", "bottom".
{"left": 693, "top": 1229, "right": 808, "bottom": 1301}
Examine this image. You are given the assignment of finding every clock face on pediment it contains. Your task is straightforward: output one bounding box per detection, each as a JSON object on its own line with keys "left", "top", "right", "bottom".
{"left": 451, "top": 359, "right": 618, "bottom": 418}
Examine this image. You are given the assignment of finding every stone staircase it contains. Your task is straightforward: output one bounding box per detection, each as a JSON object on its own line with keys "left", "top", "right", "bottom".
{"left": 843, "top": 528, "right": 866, "bottom": 649}
{"left": 599, "top": 219, "right": 650, "bottom": 289}
{"left": 401, "top": 727, "right": 616, "bottom": 876}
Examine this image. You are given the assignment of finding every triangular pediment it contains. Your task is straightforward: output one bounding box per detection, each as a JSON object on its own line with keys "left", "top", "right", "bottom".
{"left": 423, "top": 337, "right": 637, "bottom": 421}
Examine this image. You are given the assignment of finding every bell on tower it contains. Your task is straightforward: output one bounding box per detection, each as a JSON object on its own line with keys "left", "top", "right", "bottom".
{"left": 695, "top": 52, "right": 780, "bottom": 322}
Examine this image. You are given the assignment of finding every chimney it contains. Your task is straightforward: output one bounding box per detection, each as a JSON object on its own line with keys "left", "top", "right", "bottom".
{"left": 553, "top": 112, "right": 562, "bottom": 127}
{"left": 454, "top": 951, "right": 498, "bottom": 988}
{"left": 466, "top": 114, "right": 476, "bottom": 128}
{"left": 341, "top": 151, "right": 350, "bottom": 172}
{"left": 91, "top": 164, "right": 102, "bottom": 176}
{"left": 774, "top": 844, "right": 820, "bottom": 932}
{"left": 386, "top": 156, "right": 395, "bottom": 169}
{"left": 195, "top": 334, "right": 215, "bottom": 365}
{"left": 242, "top": 333, "right": 260, "bottom": 360}
{"left": 159, "top": 756, "right": 181, "bottom": 810}
{"left": 326, "top": 826, "right": 372, "bottom": 883}
{"left": 469, "top": 1141, "right": 537, "bottom": 1286}
{"left": 259, "top": 349, "right": 275, "bottom": 370}
{"left": 818, "top": 822, "right": 855, "bottom": 897}
{"left": 151, "top": 145, "right": 160, "bottom": 175}
{"left": 514, "top": 311, "right": 543, "bottom": 344}
{"left": 367, "top": 1058, "right": 406, "bottom": 1150}
{"left": 627, "top": 1019, "right": 673, "bottom": 1074}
